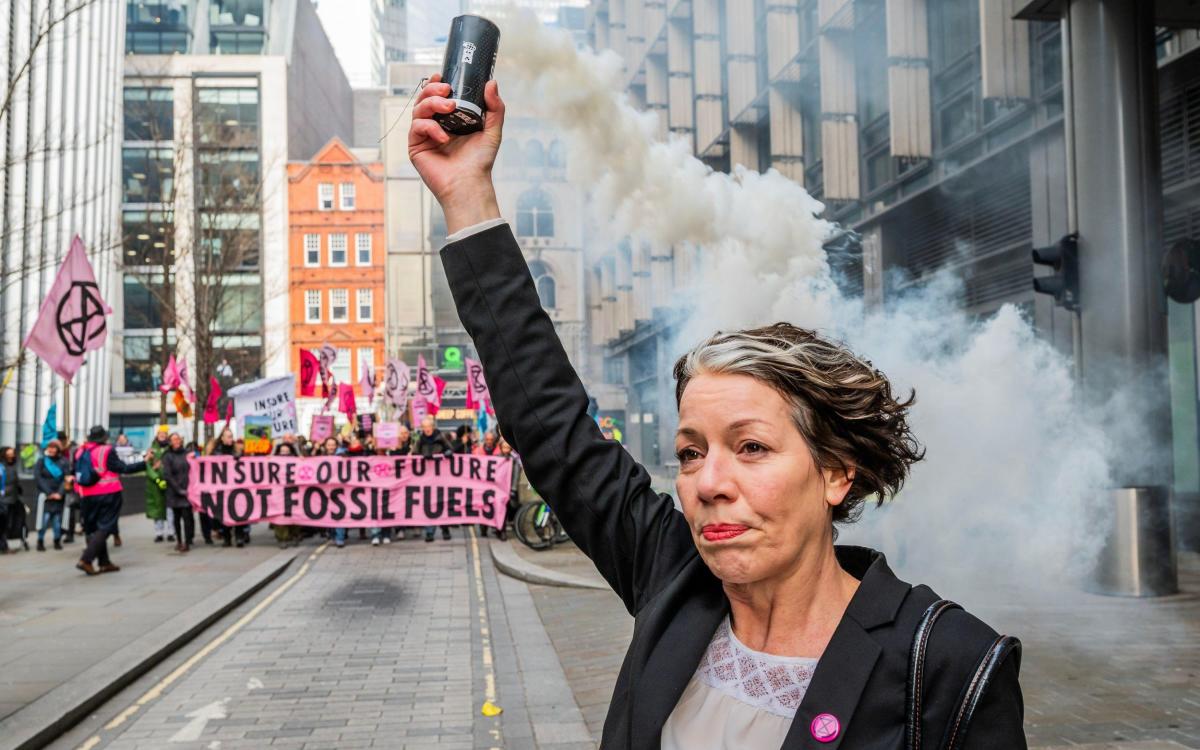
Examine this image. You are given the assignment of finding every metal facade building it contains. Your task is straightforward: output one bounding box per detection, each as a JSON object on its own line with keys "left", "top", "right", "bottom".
{"left": 0, "top": 0, "right": 126, "bottom": 446}
{"left": 115, "top": 0, "right": 353, "bottom": 443}
{"left": 584, "top": 0, "right": 1200, "bottom": 544}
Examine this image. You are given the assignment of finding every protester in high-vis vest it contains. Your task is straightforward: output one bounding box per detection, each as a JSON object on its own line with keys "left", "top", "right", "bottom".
{"left": 74, "top": 426, "right": 148, "bottom": 576}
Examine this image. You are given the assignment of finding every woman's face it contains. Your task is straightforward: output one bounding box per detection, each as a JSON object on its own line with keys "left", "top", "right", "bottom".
{"left": 46, "top": 444, "right": 59, "bottom": 458}
{"left": 220, "top": 429, "right": 234, "bottom": 445}
{"left": 674, "top": 372, "right": 853, "bottom": 587}
{"left": 323, "top": 437, "right": 339, "bottom": 453}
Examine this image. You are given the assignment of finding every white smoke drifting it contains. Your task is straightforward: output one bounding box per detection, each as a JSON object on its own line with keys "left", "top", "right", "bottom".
{"left": 493, "top": 10, "right": 1133, "bottom": 594}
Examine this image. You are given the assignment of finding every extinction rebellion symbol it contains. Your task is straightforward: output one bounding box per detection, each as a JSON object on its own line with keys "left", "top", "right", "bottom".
{"left": 56, "top": 281, "right": 107, "bottom": 356}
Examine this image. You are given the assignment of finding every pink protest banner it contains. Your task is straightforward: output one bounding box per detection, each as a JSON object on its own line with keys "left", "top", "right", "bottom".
{"left": 187, "top": 455, "right": 513, "bottom": 529}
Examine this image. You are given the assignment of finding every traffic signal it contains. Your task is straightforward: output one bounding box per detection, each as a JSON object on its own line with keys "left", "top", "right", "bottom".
{"left": 1032, "top": 232, "right": 1079, "bottom": 311}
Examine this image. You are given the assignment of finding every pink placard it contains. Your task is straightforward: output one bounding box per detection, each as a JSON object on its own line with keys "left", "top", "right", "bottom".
{"left": 374, "top": 421, "right": 400, "bottom": 449}
{"left": 188, "top": 455, "right": 513, "bottom": 529}
{"left": 310, "top": 414, "right": 334, "bottom": 443}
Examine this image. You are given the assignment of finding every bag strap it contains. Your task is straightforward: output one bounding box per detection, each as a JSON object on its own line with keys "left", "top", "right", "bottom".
{"left": 907, "top": 598, "right": 1022, "bottom": 750}
{"left": 906, "top": 599, "right": 962, "bottom": 750}
{"left": 942, "top": 635, "right": 1022, "bottom": 750}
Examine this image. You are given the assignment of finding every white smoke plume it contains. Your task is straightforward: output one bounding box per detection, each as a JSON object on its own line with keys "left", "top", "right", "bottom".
{"left": 493, "top": 10, "right": 1129, "bottom": 596}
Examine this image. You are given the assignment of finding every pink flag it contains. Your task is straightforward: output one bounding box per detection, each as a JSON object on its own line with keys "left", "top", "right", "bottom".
{"left": 411, "top": 392, "right": 429, "bottom": 425}
{"left": 416, "top": 355, "right": 436, "bottom": 408}
{"left": 203, "top": 376, "right": 222, "bottom": 424}
{"left": 160, "top": 354, "right": 181, "bottom": 393}
{"left": 360, "top": 365, "right": 376, "bottom": 402}
{"left": 24, "top": 236, "right": 112, "bottom": 383}
{"left": 338, "top": 383, "right": 357, "bottom": 416}
{"left": 384, "top": 358, "right": 410, "bottom": 412}
{"left": 179, "top": 358, "right": 193, "bottom": 401}
{"left": 431, "top": 375, "right": 447, "bottom": 412}
{"left": 465, "top": 358, "right": 493, "bottom": 414}
{"left": 323, "top": 378, "right": 339, "bottom": 412}
{"left": 299, "top": 350, "right": 318, "bottom": 397}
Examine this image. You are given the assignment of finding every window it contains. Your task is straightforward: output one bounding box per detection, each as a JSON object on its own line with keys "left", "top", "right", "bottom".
{"left": 355, "top": 233, "right": 372, "bottom": 265}
{"left": 197, "top": 151, "right": 259, "bottom": 208}
{"left": 330, "top": 289, "right": 349, "bottom": 322}
{"left": 123, "top": 275, "right": 174, "bottom": 329}
{"left": 357, "top": 288, "right": 374, "bottom": 322}
{"left": 123, "top": 335, "right": 175, "bottom": 393}
{"left": 357, "top": 348, "right": 375, "bottom": 385}
{"left": 215, "top": 282, "right": 263, "bottom": 333}
{"left": 516, "top": 188, "right": 554, "bottom": 238}
{"left": 528, "top": 261, "right": 556, "bottom": 309}
{"left": 524, "top": 140, "right": 545, "bottom": 167}
{"left": 318, "top": 183, "right": 334, "bottom": 211}
{"left": 124, "top": 88, "right": 173, "bottom": 141}
{"left": 126, "top": 3, "right": 189, "bottom": 54}
{"left": 210, "top": 0, "right": 265, "bottom": 26}
{"left": 304, "top": 234, "right": 320, "bottom": 266}
{"left": 123, "top": 210, "right": 173, "bottom": 267}
{"left": 331, "top": 347, "right": 352, "bottom": 383}
{"left": 122, "top": 148, "right": 174, "bottom": 203}
{"left": 305, "top": 289, "right": 321, "bottom": 323}
{"left": 195, "top": 88, "right": 258, "bottom": 147}
{"left": 340, "top": 183, "right": 356, "bottom": 210}
{"left": 547, "top": 140, "right": 566, "bottom": 169}
{"left": 199, "top": 212, "right": 260, "bottom": 270}
{"left": 930, "top": 0, "right": 979, "bottom": 72}
{"left": 329, "top": 233, "right": 347, "bottom": 265}
{"left": 211, "top": 30, "right": 265, "bottom": 53}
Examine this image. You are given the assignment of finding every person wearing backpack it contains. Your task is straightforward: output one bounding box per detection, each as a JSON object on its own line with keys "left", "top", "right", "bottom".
{"left": 74, "top": 426, "right": 149, "bottom": 576}
{"left": 0, "top": 446, "right": 21, "bottom": 554}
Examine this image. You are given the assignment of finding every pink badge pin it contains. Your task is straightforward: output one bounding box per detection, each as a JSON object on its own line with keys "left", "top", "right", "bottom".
{"left": 811, "top": 712, "right": 840, "bottom": 743}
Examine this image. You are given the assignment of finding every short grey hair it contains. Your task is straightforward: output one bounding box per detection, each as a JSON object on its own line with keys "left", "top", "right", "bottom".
{"left": 673, "top": 323, "right": 924, "bottom": 526}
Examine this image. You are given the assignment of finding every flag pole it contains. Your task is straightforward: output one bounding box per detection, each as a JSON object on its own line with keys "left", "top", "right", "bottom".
{"left": 0, "top": 348, "right": 26, "bottom": 397}
{"left": 63, "top": 380, "right": 71, "bottom": 442}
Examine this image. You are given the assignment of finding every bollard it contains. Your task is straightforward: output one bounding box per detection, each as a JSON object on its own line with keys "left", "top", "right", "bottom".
{"left": 1088, "top": 486, "right": 1179, "bottom": 597}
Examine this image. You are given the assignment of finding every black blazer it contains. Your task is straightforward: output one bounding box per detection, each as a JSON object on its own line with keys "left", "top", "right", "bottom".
{"left": 443, "top": 224, "right": 1026, "bottom": 749}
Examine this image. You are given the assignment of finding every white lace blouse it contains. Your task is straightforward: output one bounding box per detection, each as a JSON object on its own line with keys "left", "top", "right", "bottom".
{"left": 661, "top": 616, "right": 820, "bottom": 750}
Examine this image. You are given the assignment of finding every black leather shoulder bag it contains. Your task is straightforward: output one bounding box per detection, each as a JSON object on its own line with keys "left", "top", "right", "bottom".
{"left": 905, "top": 599, "right": 1022, "bottom": 750}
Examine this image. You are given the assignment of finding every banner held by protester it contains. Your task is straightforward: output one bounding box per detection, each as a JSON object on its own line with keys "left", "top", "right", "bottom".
{"left": 188, "top": 454, "right": 513, "bottom": 529}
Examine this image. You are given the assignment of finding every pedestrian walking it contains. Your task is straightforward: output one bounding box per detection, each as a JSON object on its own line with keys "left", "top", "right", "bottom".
{"left": 145, "top": 426, "right": 174, "bottom": 543}
{"left": 34, "top": 440, "right": 69, "bottom": 551}
{"left": 59, "top": 435, "right": 79, "bottom": 545}
{"left": 271, "top": 442, "right": 302, "bottom": 548}
{"left": 386, "top": 425, "right": 413, "bottom": 540}
{"left": 408, "top": 77, "right": 1027, "bottom": 747}
{"left": 74, "top": 426, "right": 148, "bottom": 576}
{"left": 0, "top": 445, "right": 26, "bottom": 553}
{"left": 205, "top": 429, "right": 246, "bottom": 547}
{"left": 415, "top": 416, "right": 454, "bottom": 542}
{"left": 496, "top": 437, "right": 520, "bottom": 542}
{"left": 162, "top": 432, "right": 194, "bottom": 552}
{"left": 474, "top": 431, "right": 500, "bottom": 537}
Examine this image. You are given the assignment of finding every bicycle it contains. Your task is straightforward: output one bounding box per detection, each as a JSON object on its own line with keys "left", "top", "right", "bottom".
{"left": 513, "top": 499, "right": 570, "bottom": 550}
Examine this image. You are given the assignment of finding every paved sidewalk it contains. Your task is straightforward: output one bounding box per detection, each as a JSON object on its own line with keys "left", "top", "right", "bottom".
{"left": 519, "top": 541, "right": 1200, "bottom": 749}
{"left": 0, "top": 514, "right": 284, "bottom": 721}
{"left": 60, "top": 531, "right": 594, "bottom": 750}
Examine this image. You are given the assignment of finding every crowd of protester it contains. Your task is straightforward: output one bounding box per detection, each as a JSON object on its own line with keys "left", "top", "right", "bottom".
{"left": 0, "top": 416, "right": 523, "bottom": 570}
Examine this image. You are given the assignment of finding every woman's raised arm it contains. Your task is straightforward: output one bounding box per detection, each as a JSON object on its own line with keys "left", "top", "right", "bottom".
{"left": 410, "top": 78, "right": 696, "bottom": 614}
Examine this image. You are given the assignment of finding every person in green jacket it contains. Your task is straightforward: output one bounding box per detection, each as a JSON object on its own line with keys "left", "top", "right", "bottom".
{"left": 144, "top": 427, "right": 173, "bottom": 543}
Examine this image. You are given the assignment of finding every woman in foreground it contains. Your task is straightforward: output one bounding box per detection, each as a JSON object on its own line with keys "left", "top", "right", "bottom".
{"left": 409, "top": 75, "right": 1025, "bottom": 749}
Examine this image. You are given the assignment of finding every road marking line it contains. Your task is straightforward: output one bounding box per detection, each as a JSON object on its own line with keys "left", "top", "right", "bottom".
{"left": 75, "top": 544, "right": 329, "bottom": 749}
{"left": 468, "top": 528, "right": 503, "bottom": 750}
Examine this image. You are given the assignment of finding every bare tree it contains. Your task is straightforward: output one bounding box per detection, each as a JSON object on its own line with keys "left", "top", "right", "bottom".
{"left": 120, "top": 81, "right": 283, "bottom": 443}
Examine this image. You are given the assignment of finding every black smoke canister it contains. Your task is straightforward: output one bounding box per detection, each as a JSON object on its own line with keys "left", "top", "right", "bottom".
{"left": 435, "top": 15, "right": 500, "bottom": 135}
